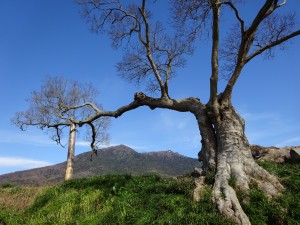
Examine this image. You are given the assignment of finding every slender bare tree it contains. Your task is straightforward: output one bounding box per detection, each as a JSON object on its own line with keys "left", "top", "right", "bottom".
{"left": 71, "top": 1, "right": 299, "bottom": 223}
{"left": 12, "top": 76, "right": 110, "bottom": 181}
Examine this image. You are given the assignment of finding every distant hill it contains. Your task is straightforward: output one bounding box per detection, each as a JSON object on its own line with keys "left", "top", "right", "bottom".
{"left": 0, "top": 145, "right": 201, "bottom": 186}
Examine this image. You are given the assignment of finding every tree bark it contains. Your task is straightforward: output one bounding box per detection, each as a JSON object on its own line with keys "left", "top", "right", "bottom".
{"left": 206, "top": 104, "right": 284, "bottom": 224}
{"left": 65, "top": 122, "right": 76, "bottom": 181}
{"left": 195, "top": 109, "right": 217, "bottom": 170}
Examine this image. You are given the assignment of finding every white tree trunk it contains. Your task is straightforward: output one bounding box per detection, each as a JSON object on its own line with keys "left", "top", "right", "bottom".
{"left": 64, "top": 122, "right": 76, "bottom": 181}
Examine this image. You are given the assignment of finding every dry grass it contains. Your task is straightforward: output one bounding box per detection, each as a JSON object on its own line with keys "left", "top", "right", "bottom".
{"left": 0, "top": 186, "right": 47, "bottom": 211}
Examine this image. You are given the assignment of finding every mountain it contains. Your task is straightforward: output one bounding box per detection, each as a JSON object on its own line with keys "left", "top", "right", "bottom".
{"left": 0, "top": 145, "right": 201, "bottom": 186}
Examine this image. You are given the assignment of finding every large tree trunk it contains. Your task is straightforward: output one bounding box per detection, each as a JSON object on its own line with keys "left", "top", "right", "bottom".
{"left": 196, "top": 104, "right": 284, "bottom": 224}
{"left": 64, "top": 122, "right": 76, "bottom": 181}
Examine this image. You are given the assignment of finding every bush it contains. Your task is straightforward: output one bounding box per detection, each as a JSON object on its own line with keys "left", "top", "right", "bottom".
{"left": 1, "top": 183, "right": 15, "bottom": 188}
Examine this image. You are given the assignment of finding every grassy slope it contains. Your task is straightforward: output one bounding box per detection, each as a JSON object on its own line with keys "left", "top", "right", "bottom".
{"left": 242, "top": 161, "right": 300, "bottom": 225}
{"left": 0, "top": 162, "right": 299, "bottom": 225}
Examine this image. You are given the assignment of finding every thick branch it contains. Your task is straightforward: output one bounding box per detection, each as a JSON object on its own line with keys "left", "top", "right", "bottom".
{"left": 62, "top": 101, "right": 101, "bottom": 114}
{"left": 222, "top": 1, "right": 244, "bottom": 34}
{"left": 73, "top": 93, "right": 204, "bottom": 126}
{"left": 16, "top": 120, "right": 71, "bottom": 130}
{"left": 222, "top": 63, "right": 245, "bottom": 103}
{"left": 209, "top": 1, "right": 220, "bottom": 105}
{"left": 51, "top": 125, "right": 66, "bottom": 147}
{"left": 138, "top": 1, "right": 168, "bottom": 98}
{"left": 88, "top": 122, "right": 97, "bottom": 151}
{"left": 66, "top": 93, "right": 205, "bottom": 155}
{"left": 221, "top": 0, "right": 289, "bottom": 102}
{"left": 246, "top": 29, "right": 300, "bottom": 63}
{"left": 245, "top": 0, "right": 276, "bottom": 40}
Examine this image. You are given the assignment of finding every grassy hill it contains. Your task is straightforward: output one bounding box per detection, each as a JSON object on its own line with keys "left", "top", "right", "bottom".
{"left": 0, "top": 162, "right": 299, "bottom": 225}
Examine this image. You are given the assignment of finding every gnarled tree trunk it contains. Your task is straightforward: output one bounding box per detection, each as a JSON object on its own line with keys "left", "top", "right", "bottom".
{"left": 65, "top": 122, "right": 77, "bottom": 181}
{"left": 197, "top": 103, "right": 284, "bottom": 224}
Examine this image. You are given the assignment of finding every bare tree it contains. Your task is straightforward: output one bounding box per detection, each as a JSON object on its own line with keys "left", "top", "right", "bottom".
{"left": 12, "top": 76, "right": 110, "bottom": 181}
{"left": 72, "top": 0, "right": 299, "bottom": 223}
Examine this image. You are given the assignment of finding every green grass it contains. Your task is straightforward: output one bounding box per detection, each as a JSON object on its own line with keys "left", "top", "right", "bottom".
{"left": 0, "top": 162, "right": 299, "bottom": 225}
{"left": 237, "top": 161, "right": 300, "bottom": 225}
{"left": 0, "top": 175, "right": 229, "bottom": 225}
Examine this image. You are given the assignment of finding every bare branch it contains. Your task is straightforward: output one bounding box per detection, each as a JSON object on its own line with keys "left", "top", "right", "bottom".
{"left": 171, "top": 0, "right": 212, "bottom": 39}
{"left": 12, "top": 76, "right": 110, "bottom": 149}
{"left": 51, "top": 125, "right": 66, "bottom": 147}
{"left": 246, "top": 12, "right": 299, "bottom": 62}
{"left": 246, "top": 29, "right": 300, "bottom": 63}
{"left": 138, "top": 1, "right": 167, "bottom": 98}
{"left": 88, "top": 122, "right": 97, "bottom": 150}
{"left": 78, "top": 1, "right": 195, "bottom": 99}
{"left": 278, "top": 0, "right": 287, "bottom": 7}
{"left": 209, "top": 1, "right": 220, "bottom": 106}
{"left": 78, "top": 0, "right": 144, "bottom": 48}
{"left": 62, "top": 101, "right": 101, "bottom": 114}
{"left": 73, "top": 92, "right": 205, "bottom": 129}
{"left": 222, "top": 0, "right": 299, "bottom": 102}
{"left": 222, "top": 1, "right": 245, "bottom": 34}
{"left": 244, "top": 0, "right": 277, "bottom": 40}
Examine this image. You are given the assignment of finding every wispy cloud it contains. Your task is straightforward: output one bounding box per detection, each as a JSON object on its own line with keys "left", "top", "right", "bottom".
{"left": 275, "top": 136, "right": 300, "bottom": 147}
{"left": 76, "top": 141, "right": 90, "bottom": 147}
{"left": 0, "top": 156, "right": 51, "bottom": 168}
{"left": 239, "top": 109, "right": 300, "bottom": 146}
{"left": 240, "top": 111, "right": 280, "bottom": 122}
{"left": 0, "top": 129, "right": 54, "bottom": 146}
{"left": 0, "top": 129, "right": 112, "bottom": 149}
{"left": 158, "top": 111, "right": 192, "bottom": 130}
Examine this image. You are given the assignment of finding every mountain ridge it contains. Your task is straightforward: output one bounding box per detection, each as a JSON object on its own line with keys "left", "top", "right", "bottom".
{"left": 0, "top": 145, "right": 201, "bottom": 186}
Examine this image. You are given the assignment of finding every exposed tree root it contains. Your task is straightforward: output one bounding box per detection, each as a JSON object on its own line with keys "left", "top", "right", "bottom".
{"left": 243, "top": 160, "right": 284, "bottom": 197}
{"left": 213, "top": 179, "right": 251, "bottom": 225}
{"left": 196, "top": 105, "right": 285, "bottom": 224}
{"left": 211, "top": 158, "right": 284, "bottom": 225}
{"left": 193, "top": 176, "right": 206, "bottom": 202}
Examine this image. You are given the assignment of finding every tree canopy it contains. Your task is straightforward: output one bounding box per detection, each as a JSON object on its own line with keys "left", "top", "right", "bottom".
{"left": 12, "top": 76, "right": 110, "bottom": 150}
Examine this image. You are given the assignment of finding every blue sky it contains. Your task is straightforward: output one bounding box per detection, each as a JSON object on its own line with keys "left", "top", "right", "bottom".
{"left": 0, "top": 1, "right": 299, "bottom": 175}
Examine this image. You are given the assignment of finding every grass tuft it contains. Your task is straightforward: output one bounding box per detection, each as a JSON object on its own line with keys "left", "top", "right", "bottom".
{"left": 228, "top": 177, "right": 237, "bottom": 188}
